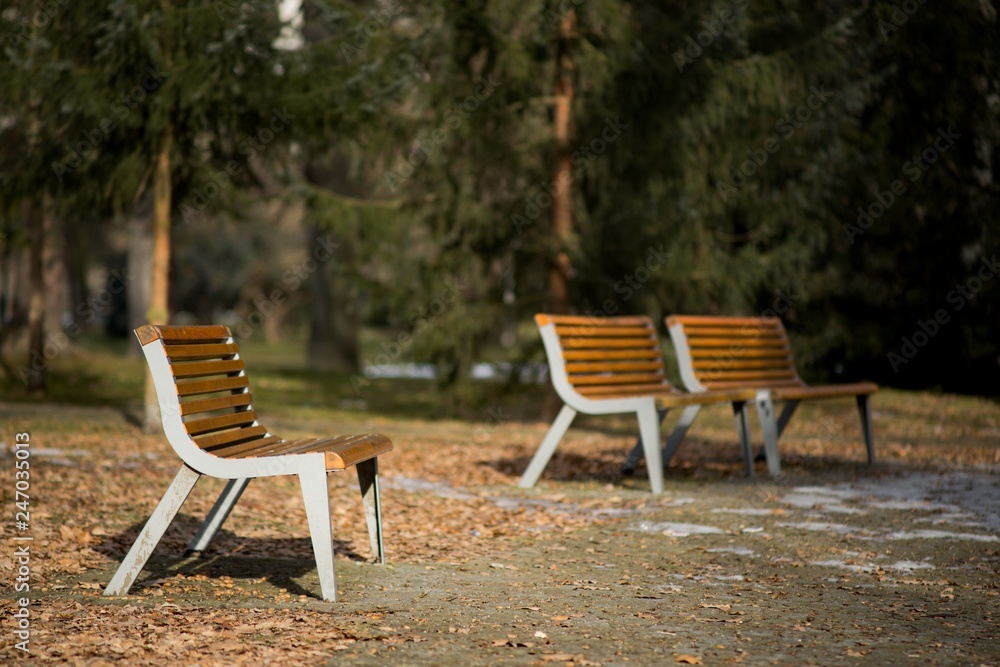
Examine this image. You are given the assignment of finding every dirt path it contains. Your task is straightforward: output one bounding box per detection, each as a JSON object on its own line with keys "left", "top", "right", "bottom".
{"left": 1, "top": 399, "right": 999, "bottom": 665}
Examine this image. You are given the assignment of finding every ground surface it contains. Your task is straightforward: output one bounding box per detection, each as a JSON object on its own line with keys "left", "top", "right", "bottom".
{"left": 1, "top": 387, "right": 999, "bottom": 666}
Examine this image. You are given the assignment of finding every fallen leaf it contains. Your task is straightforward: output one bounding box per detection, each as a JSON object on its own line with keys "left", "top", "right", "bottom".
{"left": 676, "top": 655, "right": 703, "bottom": 664}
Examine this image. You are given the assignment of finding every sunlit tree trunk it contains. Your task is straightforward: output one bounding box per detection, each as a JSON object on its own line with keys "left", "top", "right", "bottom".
{"left": 543, "top": 8, "right": 576, "bottom": 420}
{"left": 144, "top": 127, "right": 172, "bottom": 431}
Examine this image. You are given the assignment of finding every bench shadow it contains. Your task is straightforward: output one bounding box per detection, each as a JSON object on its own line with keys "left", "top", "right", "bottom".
{"left": 489, "top": 438, "right": 877, "bottom": 487}
{"left": 94, "top": 513, "right": 370, "bottom": 600}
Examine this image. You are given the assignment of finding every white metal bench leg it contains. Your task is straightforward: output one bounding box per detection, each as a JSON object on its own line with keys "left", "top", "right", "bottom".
{"left": 856, "top": 395, "right": 875, "bottom": 464}
{"left": 637, "top": 405, "right": 664, "bottom": 494}
{"left": 299, "top": 468, "right": 337, "bottom": 602}
{"left": 662, "top": 405, "right": 702, "bottom": 466}
{"left": 356, "top": 459, "right": 384, "bottom": 563}
{"left": 755, "top": 400, "right": 798, "bottom": 462}
{"left": 186, "top": 478, "right": 251, "bottom": 555}
{"left": 104, "top": 465, "right": 201, "bottom": 596}
{"left": 622, "top": 408, "right": 667, "bottom": 474}
{"left": 519, "top": 405, "right": 577, "bottom": 489}
{"left": 755, "top": 390, "right": 782, "bottom": 476}
{"left": 732, "top": 401, "right": 754, "bottom": 476}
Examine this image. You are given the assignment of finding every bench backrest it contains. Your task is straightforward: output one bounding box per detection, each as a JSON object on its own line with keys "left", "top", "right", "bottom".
{"left": 137, "top": 324, "right": 281, "bottom": 459}
{"left": 666, "top": 315, "right": 805, "bottom": 392}
{"left": 535, "top": 314, "right": 673, "bottom": 400}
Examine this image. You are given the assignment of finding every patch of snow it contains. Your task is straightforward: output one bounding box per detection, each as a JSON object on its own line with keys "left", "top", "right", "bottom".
{"left": 632, "top": 521, "right": 724, "bottom": 537}
{"left": 707, "top": 546, "right": 756, "bottom": 556}
{"left": 776, "top": 521, "right": 860, "bottom": 534}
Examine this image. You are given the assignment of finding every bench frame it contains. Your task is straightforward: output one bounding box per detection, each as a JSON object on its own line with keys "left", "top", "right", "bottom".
{"left": 103, "top": 325, "right": 390, "bottom": 602}
{"left": 520, "top": 315, "right": 758, "bottom": 494}
{"left": 666, "top": 315, "right": 877, "bottom": 473}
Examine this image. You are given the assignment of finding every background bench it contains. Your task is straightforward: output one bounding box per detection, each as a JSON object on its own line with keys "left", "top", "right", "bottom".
{"left": 521, "top": 314, "right": 757, "bottom": 494}
{"left": 666, "top": 315, "right": 877, "bottom": 473}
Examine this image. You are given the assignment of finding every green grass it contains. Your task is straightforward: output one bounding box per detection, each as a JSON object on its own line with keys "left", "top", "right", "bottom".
{"left": 0, "top": 330, "right": 548, "bottom": 422}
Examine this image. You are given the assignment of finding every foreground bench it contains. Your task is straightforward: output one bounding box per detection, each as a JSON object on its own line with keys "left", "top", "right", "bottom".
{"left": 520, "top": 315, "right": 758, "bottom": 493}
{"left": 104, "top": 325, "right": 392, "bottom": 602}
{"left": 666, "top": 315, "right": 877, "bottom": 473}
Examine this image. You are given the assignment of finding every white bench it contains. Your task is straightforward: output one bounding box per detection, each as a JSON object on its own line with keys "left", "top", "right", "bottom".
{"left": 666, "top": 315, "right": 877, "bottom": 473}
{"left": 520, "top": 314, "right": 758, "bottom": 493}
{"left": 104, "top": 324, "right": 392, "bottom": 602}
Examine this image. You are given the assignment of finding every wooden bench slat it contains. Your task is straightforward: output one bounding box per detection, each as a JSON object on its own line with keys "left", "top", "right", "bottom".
{"left": 179, "top": 393, "right": 253, "bottom": 416}
{"left": 684, "top": 328, "right": 786, "bottom": 339}
{"left": 698, "top": 369, "right": 798, "bottom": 382}
{"left": 564, "top": 361, "right": 664, "bottom": 373}
{"left": 667, "top": 315, "right": 782, "bottom": 327}
{"left": 196, "top": 424, "right": 269, "bottom": 451}
{"left": 235, "top": 435, "right": 393, "bottom": 470}
{"left": 701, "top": 379, "right": 803, "bottom": 389}
{"left": 176, "top": 375, "right": 250, "bottom": 397}
{"left": 692, "top": 357, "right": 795, "bottom": 371}
{"left": 772, "top": 382, "right": 878, "bottom": 401}
{"left": 185, "top": 411, "right": 259, "bottom": 436}
{"left": 210, "top": 434, "right": 285, "bottom": 458}
{"left": 536, "top": 314, "right": 653, "bottom": 327}
{"left": 562, "top": 349, "right": 661, "bottom": 361}
{"left": 324, "top": 436, "right": 394, "bottom": 470}
{"left": 576, "top": 381, "right": 673, "bottom": 396}
{"left": 165, "top": 343, "right": 241, "bottom": 360}
{"left": 569, "top": 372, "right": 666, "bottom": 386}
{"left": 172, "top": 359, "right": 246, "bottom": 379}
{"left": 561, "top": 337, "right": 658, "bottom": 349}
{"left": 137, "top": 324, "right": 232, "bottom": 345}
{"left": 690, "top": 348, "right": 791, "bottom": 359}
{"left": 680, "top": 337, "right": 790, "bottom": 349}
{"left": 554, "top": 325, "right": 654, "bottom": 337}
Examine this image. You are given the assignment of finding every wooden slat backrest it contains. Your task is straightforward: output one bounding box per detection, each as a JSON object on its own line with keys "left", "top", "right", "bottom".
{"left": 667, "top": 315, "right": 804, "bottom": 390}
{"left": 136, "top": 325, "right": 268, "bottom": 456}
{"left": 535, "top": 314, "right": 672, "bottom": 397}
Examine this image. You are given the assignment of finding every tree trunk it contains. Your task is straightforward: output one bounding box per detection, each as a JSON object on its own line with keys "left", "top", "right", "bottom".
{"left": 60, "top": 219, "right": 89, "bottom": 328}
{"left": 24, "top": 200, "right": 47, "bottom": 391}
{"left": 307, "top": 225, "right": 359, "bottom": 373}
{"left": 543, "top": 9, "right": 576, "bottom": 420}
{"left": 549, "top": 8, "right": 575, "bottom": 316}
{"left": 144, "top": 128, "right": 172, "bottom": 432}
{"left": 126, "top": 207, "right": 154, "bottom": 352}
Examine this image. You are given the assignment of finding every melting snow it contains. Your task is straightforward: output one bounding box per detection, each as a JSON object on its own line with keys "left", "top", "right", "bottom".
{"left": 632, "top": 521, "right": 724, "bottom": 537}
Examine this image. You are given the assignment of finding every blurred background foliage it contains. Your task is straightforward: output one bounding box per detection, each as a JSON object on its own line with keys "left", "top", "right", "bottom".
{"left": 0, "top": 0, "right": 997, "bottom": 405}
